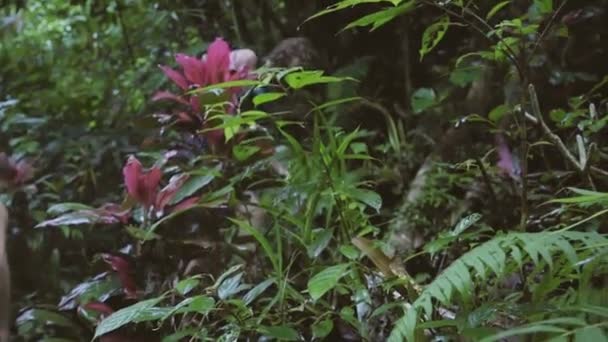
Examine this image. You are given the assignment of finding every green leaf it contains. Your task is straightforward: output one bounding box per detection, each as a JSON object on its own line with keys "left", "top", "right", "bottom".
{"left": 47, "top": 202, "right": 93, "bottom": 215}
{"left": 232, "top": 144, "right": 261, "bottom": 161}
{"left": 419, "top": 15, "right": 449, "bottom": 61}
{"left": 253, "top": 92, "right": 285, "bottom": 107}
{"left": 451, "top": 213, "right": 482, "bottom": 236}
{"left": 170, "top": 171, "right": 217, "bottom": 205}
{"left": 35, "top": 211, "right": 106, "bottom": 228}
{"left": 243, "top": 278, "right": 275, "bottom": 305}
{"left": 534, "top": 0, "right": 553, "bottom": 15}
{"left": 284, "top": 71, "right": 352, "bottom": 89}
{"left": 175, "top": 277, "right": 200, "bottom": 296}
{"left": 189, "top": 79, "right": 262, "bottom": 95}
{"left": 94, "top": 297, "right": 163, "bottom": 338}
{"left": 346, "top": 188, "right": 383, "bottom": 212}
{"left": 306, "top": 0, "right": 396, "bottom": 23}
{"left": 449, "top": 65, "right": 483, "bottom": 87}
{"left": 229, "top": 218, "right": 280, "bottom": 274}
{"left": 258, "top": 325, "right": 299, "bottom": 341}
{"left": 312, "top": 319, "right": 334, "bottom": 339}
{"left": 486, "top": 1, "right": 511, "bottom": 20}
{"left": 411, "top": 87, "right": 437, "bottom": 114}
{"left": 217, "top": 272, "right": 249, "bottom": 300}
{"left": 308, "top": 263, "right": 350, "bottom": 301}
{"left": 488, "top": 104, "right": 510, "bottom": 123}
{"left": 178, "top": 296, "right": 215, "bottom": 315}
{"left": 126, "top": 226, "right": 160, "bottom": 241}
{"left": 307, "top": 228, "right": 334, "bottom": 258}
{"left": 339, "top": 244, "right": 360, "bottom": 260}
{"left": 342, "top": 1, "right": 415, "bottom": 31}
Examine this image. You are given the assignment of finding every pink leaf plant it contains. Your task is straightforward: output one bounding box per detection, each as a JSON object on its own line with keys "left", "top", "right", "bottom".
{"left": 153, "top": 38, "right": 257, "bottom": 145}
{"left": 0, "top": 152, "right": 33, "bottom": 187}
{"left": 122, "top": 155, "right": 199, "bottom": 218}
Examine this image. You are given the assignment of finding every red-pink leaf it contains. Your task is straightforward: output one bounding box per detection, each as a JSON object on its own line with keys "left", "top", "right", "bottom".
{"left": 172, "top": 196, "right": 200, "bottom": 212}
{"left": 176, "top": 53, "right": 205, "bottom": 86}
{"left": 83, "top": 301, "right": 115, "bottom": 316}
{"left": 159, "top": 65, "right": 188, "bottom": 90}
{"left": 151, "top": 91, "right": 189, "bottom": 105}
{"left": 155, "top": 173, "right": 189, "bottom": 214}
{"left": 122, "top": 156, "right": 161, "bottom": 207}
{"left": 102, "top": 254, "right": 137, "bottom": 299}
{"left": 204, "top": 38, "right": 231, "bottom": 85}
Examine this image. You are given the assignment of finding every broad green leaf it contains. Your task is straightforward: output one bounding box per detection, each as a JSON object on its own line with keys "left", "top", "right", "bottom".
{"left": 346, "top": 188, "right": 383, "bottom": 212}
{"left": 170, "top": 171, "right": 217, "bottom": 205}
{"left": 308, "top": 263, "right": 350, "bottom": 301}
{"left": 258, "top": 325, "right": 299, "bottom": 341}
{"left": 307, "top": 228, "right": 334, "bottom": 258}
{"left": 534, "top": 0, "right": 553, "bottom": 15}
{"left": 47, "top": 202, "right": 93, "bottom": 215}
{"left": 411, "top": 87, "right": 437, "bottom": 114}
{"left": 243, "top": 278, "right": 275, "bottom": 305}
{"left": 451, "top": 213, "right": 481, "bottom": 236}
{"left": 312, "top": 319, "right": 334, "bottom": 339}
{"left": 449, "top": 65, "right": 483, "bottom": 87}
{"left": 176, "top": 296, "right": 215, "bottom": 315}
{"left": 253, "top": 92, "right": 285, "bottom": 107}
{"left": 419, "top": 15, "right": 449, "bottom": 61}
{"left": 232, "top": 144, "right": 261, "bottom": 161}
{"left": 217, "top": 272, "right": 249, "bottom": 300}
{"left": 36, "top": 211, "right": 105, "bottom": 228}
{"left": 339, "top": 244, "right": 360, "bottom": 260}
{"left": 94, "top": 297, "right": 163, "bottom": 338}
{"left": 488, "top": 104, "right": 510, "bottom": 123}
{"left": 175, "top": 277, "right": 200, "bottom": 296}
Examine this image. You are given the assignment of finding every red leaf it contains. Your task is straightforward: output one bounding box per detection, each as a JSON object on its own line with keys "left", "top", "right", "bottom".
{"left": 172, "top": 196, "right": 200, "bottom": 212}
{"left": 123, "top": 156, "right": 162, "bottom": 207}
{"left": 83, "top": 301, "right": 115, "bottom": 317}
{"left": 159, "top": 65, "right": 188, "bottom": 90}
{"left": 155, "top": 173, "right": 189, "bottom": 214}
{"left": 151, "top": 91, "right": 189, "bottom": 105}
{"left": 175, "top": 53, "right": 205, "bottom": 86}
{"left": 102, "top": 254, "right": 138, "bottom": 299}
{"left": 204, "top": 38, "right": 231, "bottom": 85}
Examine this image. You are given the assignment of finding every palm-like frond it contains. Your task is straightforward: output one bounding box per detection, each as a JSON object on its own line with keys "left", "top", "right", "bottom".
{"left": 389, "top": 231, "right": 608, "bottom": 341}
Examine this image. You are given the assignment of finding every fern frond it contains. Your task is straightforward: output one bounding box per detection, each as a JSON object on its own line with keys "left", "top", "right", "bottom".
{"left": 389, "top": 231, "right": 608, "bottom": 342}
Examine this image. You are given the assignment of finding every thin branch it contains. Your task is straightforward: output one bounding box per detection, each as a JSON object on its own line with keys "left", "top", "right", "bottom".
{"left": 526, "top": 85, "right": 608, "bottom": 182}
{"left": 528, "top": 84, "right": 582, "bottom": 171}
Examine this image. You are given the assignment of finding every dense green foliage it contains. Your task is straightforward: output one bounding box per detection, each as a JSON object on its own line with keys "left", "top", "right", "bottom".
{"left": 1, "top": 0, "right": 607, "bottom": 341}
